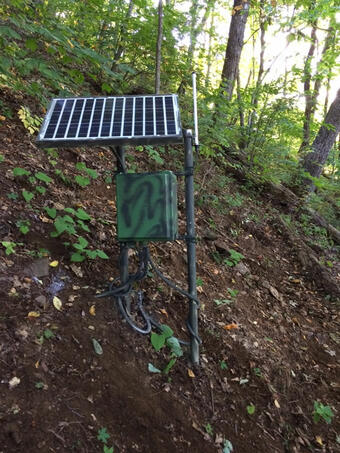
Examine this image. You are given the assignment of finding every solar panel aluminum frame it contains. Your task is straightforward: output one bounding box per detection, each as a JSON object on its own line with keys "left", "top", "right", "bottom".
{"left": 37, "top": 94, "right": 183, "bottom": 148}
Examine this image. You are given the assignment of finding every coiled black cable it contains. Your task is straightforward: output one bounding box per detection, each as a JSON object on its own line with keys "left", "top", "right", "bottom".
{"left": 96, "top": 246, "right": 202, "bottom": 345}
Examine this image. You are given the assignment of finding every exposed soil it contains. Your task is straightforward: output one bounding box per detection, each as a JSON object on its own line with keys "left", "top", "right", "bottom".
{"left": 0, "top": 91, "right": 339, "bottom": 453}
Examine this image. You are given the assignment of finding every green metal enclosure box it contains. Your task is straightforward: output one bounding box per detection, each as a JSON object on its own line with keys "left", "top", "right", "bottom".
{"left": 116, "top": 171, "right": 178, "bottom": 242}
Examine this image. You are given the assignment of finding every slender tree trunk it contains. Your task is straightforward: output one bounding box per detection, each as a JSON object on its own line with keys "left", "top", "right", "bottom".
{"left": 220, "top": 0, "right": 250, "bottom": 101}
{"left": 247, "top": 0, "right": 266, "bottom": 131}
{"left": 302, "top": 89, "right": 340, "bottom": 183}
{"left": 299, "top": 19, "right": 318, "bottom": 154}
{"left": 111, "top": 0, "right": 134, "bottom": 72}
{"left": 205, "top": 11, "right": 215, "bottom": 88}
{"left": 155, "top": 0, "right": 163, "bottom": 94}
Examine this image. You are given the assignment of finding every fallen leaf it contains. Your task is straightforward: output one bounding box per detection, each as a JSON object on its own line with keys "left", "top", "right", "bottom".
{"left": 9, "top": 377, "right": 20, "bottom": 389}
{"left": 160, "top": 308, "right": 168, "bottom": 318}
{"left": 70, "top": 264, "right": 83, "bottom": 278}
{"left": 92, "top": 338, "right": 103, "bottom": 355}
{"left": 188, "top": 368, "right": 195, "bottom": 378}
{"left": 49, "top": 260, "right": 59, "bottom": 267}
{"left": 269, "top": 285, "right": 283, "bottom": 302}
{"left": 274, "top": 399, "right": 280, "bottom": 408}
{"left": 53, "top": 296, "right": 63, "bottom": 311}
{"left": 223, "top": 323, "right": 239, "bottom": 330}
{"left": 89, "top": 305, "right": 96, "bottom": 316}
{"left": 28, "top": 311, "right": 40, "bottom": 318}
{"left": 315, "top": 436, "right": 323, "bottom": 446}
{"left": 35, "top": 361, "right": 40, "bottom": 369}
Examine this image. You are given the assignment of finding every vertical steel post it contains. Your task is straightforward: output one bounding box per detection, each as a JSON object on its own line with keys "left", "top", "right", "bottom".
{"left": 112, "top": 145, "right": 131, "bottom": 315}
{"left": 183, "top": 129, "right": 199, "bottom": 365}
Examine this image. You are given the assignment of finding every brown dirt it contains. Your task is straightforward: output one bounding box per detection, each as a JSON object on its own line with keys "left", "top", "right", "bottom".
{"left": 0, "top": 91, "right": 339, "bottom": 453}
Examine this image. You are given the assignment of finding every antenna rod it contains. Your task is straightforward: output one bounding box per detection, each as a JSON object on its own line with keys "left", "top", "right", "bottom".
{"left": 192, "top": 72, "right": 199, "bottom": 150}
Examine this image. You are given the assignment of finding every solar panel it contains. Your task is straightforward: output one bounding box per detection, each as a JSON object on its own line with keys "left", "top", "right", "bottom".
{"left": 37, "top": 94, "right": 183, "bottom": 147}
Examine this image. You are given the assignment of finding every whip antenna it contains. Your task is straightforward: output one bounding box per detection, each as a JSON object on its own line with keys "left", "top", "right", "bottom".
{"left": 192, "top": 72, "right": 199, "bottom": 152}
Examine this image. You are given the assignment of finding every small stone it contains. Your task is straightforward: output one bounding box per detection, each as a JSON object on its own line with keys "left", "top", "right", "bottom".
{"left": 234, "top": 262, "right": 250, "bottom": 275}
{"left": 27, "top": 258, "right": 49, "bottom": 278}
{"left": 35, "top": 295, "right": 47, "bottom": 309}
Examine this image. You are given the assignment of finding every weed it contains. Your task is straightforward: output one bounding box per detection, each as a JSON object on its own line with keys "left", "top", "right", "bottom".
{"left": 18, "top": 106, "right": 42, "bottom": 134}
{"left": 1, "top": 241, "right": 19, "bottom": 255}
{"left": 214, "top": 299, "right": 232, "bottom": 307}
{"left": 223, "top": 439, "right": 233, "bottom": 453}
{"left": 227, "top": 288, "right": 239, "bottom": 299}
{"left": 196, "top": 277, "right": 203, "bottom": 287}
{"left": 247, "top": 404, "right": 256, "bottom": 415}
{"left": 313, "top": 401, "right": 334, "bottom": 424}
{"left": 224, "top": 249, "right": 244, "bottom": 267}
{"left": 16, "top": 219, "right": 30, "bottom": 234}
{"left": 224, "top": 192, "right": 244, "bottom": 207}
{"left": 149, "top": 325, "right": 183, "bottom": 374}
{"left": 204, "top": 423, "right": 213, "bottom": 436}
{"left": 253, "top": 367, "right": 262, "bottom": 377}
{"left": 97, "top": 427, "right": 114, "bottom": 452}
{"left": 220, "top": 360, "right": 228, "bottom": 370}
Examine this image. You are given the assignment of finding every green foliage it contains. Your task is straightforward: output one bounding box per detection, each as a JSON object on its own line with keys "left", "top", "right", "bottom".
{"left": 18, "top": 106, "right": 42, "bottom": 134}
{"left": 220, "top": 360, "right": 228, "bottom": 370}
{"left": 247, "top": 404, "right": 256, "bottom": 415}
{"left": 224, "top": 249, "right": 244, "bottom": 267}
{"left": 35, "top": 172, "right": 53, "bottom": 184}
{"left": 97, "top": 428, "right": 110, "bottom": 444}
{"left": 204, "top": 423, "right": 213, "bottom": 436}
{"left": 313, "top": 401, "right": 334, "bottom": 424}
{"left": 149, "top": 325, "right": 183, "bottom": 375}
{"left": 1, "top": 241, "right": 17, "bottom": 255}
{"left": 16, "top": 219, "right": 30, "bottom": 234}
{"left": 43, "top": 329, "right": 55, "bottom": 339}
{"left": 13, "top": 167, "right": 30, "bottom": 177}
{"left": 214, "top": 299, "right": 232, "bottom": 307}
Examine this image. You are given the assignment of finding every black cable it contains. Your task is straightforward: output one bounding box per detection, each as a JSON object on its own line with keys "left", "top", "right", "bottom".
{"left": 96, "top": 246, "right": 202, "bottom": 344}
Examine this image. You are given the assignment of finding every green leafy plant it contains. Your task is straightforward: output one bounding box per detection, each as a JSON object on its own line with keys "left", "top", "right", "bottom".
{"left": 220, "top": 360, "right": 228, "bottom": 370}
{"left": 1, "top": 241, "right": 17, "bottom": 255}
{"left": 214, "top": 298, "right": 232, "bottom": 307}
{"left": 13, "top": 167, "right": 30, "bottom": 177}
{"left": 16, "top": 219, "right": 30, "bottom": 234}
{"left": 224, "top": 249, "right": 244, "bottom": 267}
{"left": 75, "top": 162, "right": 98, "bottom": 187}
{"left": 223, "top": 439, "right": 233, "bottom": 453}
{"left": 227, "top": 288, "right": 239, "bottom": 299}
{"left": 196, "top": 277, "right": 203, "bottom": 287}
{"left": 18, "top": 106, "right": 42, "bottom": 134}
{"left": 205, "top": 423, "right": 213, "bottom": 436}
{"left": 97, "top": 427, "right": 114, "bottom": 452}
{"left": 247, "top": 404, "right": 256, "bottom": 415}
{"left": 149, "top": 325, "right": 183, "bottom": 374}
{"left": 312, "top": 401, "right": 334, "bottom": 424}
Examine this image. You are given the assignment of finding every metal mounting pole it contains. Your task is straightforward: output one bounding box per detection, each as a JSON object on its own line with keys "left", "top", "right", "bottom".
{"left": 112, "top": 145, "right": 131, "bottom": 315}
{"left": 183, "top": 129, "right": 199, "bottom": 365}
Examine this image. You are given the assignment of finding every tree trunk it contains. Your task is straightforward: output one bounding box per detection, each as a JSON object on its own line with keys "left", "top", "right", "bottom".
{"left": 111, "top": 0, "right": 134, "bottom": 73}
{"left": 302, "top": 88, "right": 340, "bottom": 181}
{"left": 155, "top": 0, "right": 163, "bottom": 94}
{"left": 299, "top": 19, "right": 318, "bottom": 154}
{"left": 220, "top": 0, "right": 250, "bottom": 101}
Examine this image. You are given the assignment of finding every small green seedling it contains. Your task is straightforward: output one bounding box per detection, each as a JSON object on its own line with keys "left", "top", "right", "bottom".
{"left": 227, "top": 288, "right": 239, "bottom": 299}
{"left": 247, "top": 404, "right": 256, "bottom": 415}
{"left": 196, "top": 277, "right": 203, "bottom": 287}
{"left": 1, "top": 241, "right": 17, "bottom": 255}
{"left": 224, "top": 249, "right": 244, "bottom": 267}
{"left": 149, "top": 325, "right": 183, "bottom": 374}
{"left": 220, "top": 360, "right": 228, "bottom": 370}
{"left": 205, "top": 423, "right": 213, "bottom": 436}
{"left": 97, "top": 427, "right": 114, "bottom": 452}
{"left": 313, "top": 401, "right": 334, "bottom": 424}
{"left": 16, "top": 219, "right": 30, "bottom": 235}
{"left": 214, "top": 299, "right": 232, "bottom": 307}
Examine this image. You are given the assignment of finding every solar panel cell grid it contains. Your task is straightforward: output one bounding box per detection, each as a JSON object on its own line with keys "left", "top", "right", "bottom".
{"left": 37, "top": 94, "right": 182, "bottom": 147}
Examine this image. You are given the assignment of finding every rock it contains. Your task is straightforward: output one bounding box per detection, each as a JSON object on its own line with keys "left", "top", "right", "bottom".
{"left": 203, "top": 229, "right": 218, "bottom": 241}
{"left": 35, "top": 295, "right": 47, "bottom": 309}
{"left": 26, "top": 258, "right": 49, "bottom": 278}
{"left": 234, "top": 262, "right": 250, "bottom": 275}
